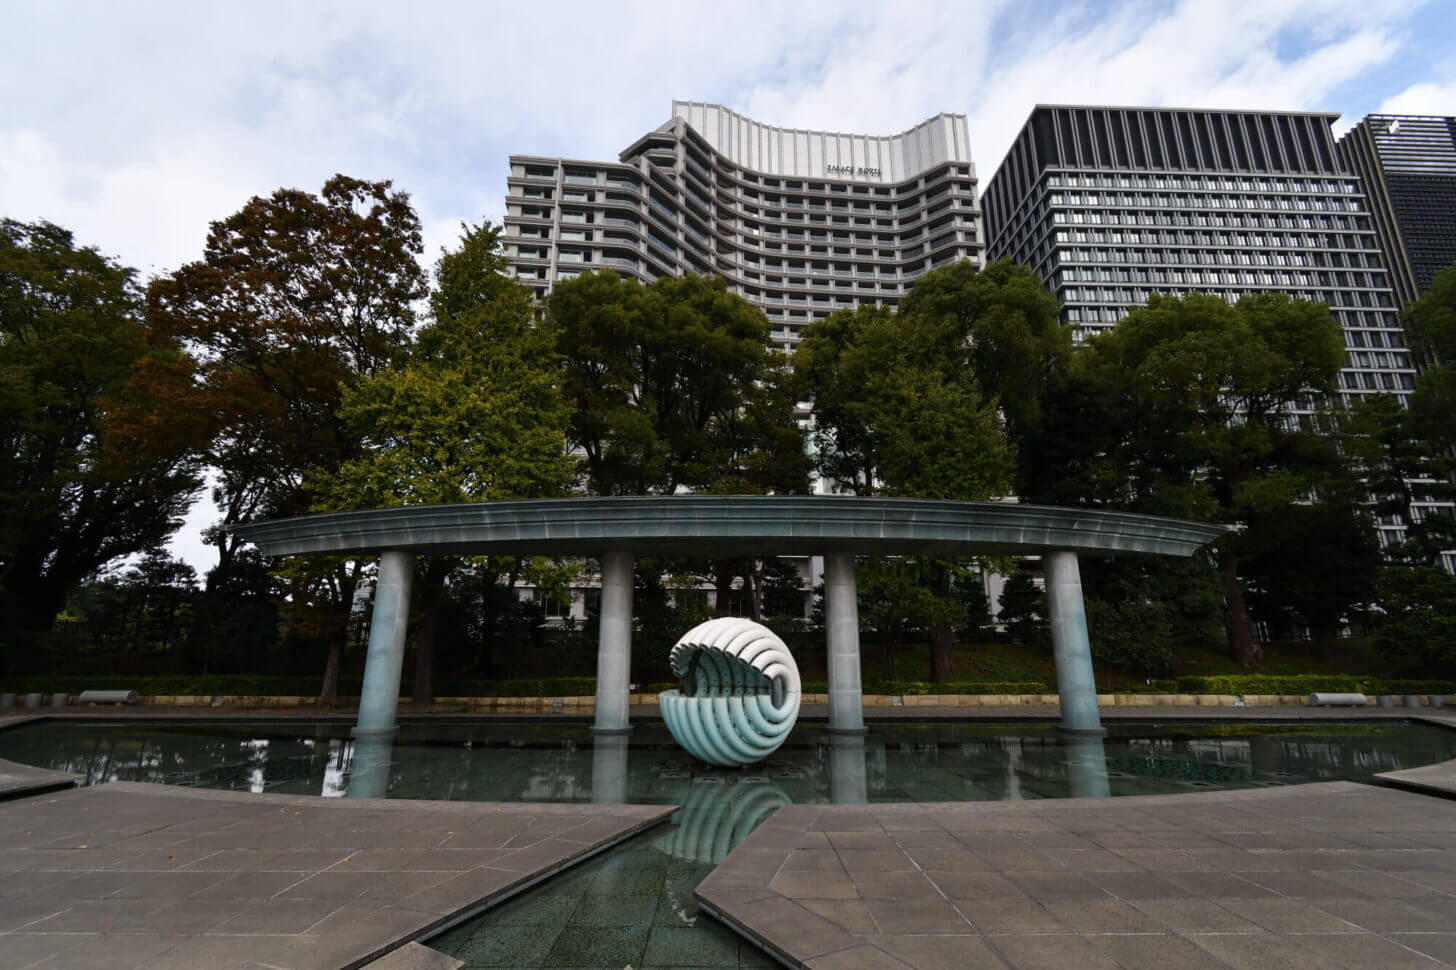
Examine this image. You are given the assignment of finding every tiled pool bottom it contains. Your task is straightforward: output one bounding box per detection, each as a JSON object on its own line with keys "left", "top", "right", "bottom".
{"left": 2, "top": 719, "right": 1453, "bottom": 969}
{"left": 429, "top": 819, "right": 770, "bottom": 969}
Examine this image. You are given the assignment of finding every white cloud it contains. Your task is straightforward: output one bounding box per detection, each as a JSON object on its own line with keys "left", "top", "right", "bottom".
{"left": 1378, "top": 80, "right": 1456, "bottom": 115}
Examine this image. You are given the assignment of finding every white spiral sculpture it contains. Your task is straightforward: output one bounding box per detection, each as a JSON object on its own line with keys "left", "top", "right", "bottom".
{"left": 658, "top": 617, "right": 801, "bottom": 767}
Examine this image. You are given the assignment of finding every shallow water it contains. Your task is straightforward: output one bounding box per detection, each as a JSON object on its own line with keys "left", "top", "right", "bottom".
{"left": 2, "top": 718, "right": 1451, "bottom": 968}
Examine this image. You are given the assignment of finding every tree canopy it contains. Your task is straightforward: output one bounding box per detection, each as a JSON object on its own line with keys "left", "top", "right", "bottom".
{"left": 546, "top": 270, "right": 810, "bottom": 497}
{"left": 0, "top": 219, "right": 205, "bottom": 653}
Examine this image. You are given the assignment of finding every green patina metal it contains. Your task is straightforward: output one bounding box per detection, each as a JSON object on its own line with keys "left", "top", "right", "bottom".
{"left": 231, "top": 495, "right": 1230, "bottom": 559}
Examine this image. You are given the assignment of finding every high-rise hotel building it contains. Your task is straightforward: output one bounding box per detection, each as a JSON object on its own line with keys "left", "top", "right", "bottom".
{"left": 1337, "top": 114, "right": 1456, "bottom": 309}
{"left": 983, "top": 105, "right": 1418, "bottom": 406}
{"left": 503, "top": 101, "right": 983, "bottom": 349}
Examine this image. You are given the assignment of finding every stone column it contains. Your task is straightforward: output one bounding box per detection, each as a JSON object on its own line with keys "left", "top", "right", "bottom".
{"left": 354, "top": 550, "right": 415, "bottom": 738}
{"left": 1044, "top": 550, "right": 1104, "bottom": 735}
{"left": 823, "top": 552, "right": 866, "bottom": 734}
{"left": 592, "top": 549, "right": 635, "bottom": 734}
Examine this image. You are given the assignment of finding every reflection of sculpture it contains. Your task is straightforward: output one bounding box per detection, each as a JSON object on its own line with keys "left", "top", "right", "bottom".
{"left": 659, "top": 617, "right": 801, "bottom": 766}
{"left": 655, "top": 779, "right": 793, "bottom": 863}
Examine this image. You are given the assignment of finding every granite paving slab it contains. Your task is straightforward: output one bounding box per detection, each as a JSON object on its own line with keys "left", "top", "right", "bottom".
{"left": 0, "top": 754, "right": 78, "bottom": 799}
{"left": 0, "top": 781, "right": 672, "bottom": 969}
{"left": 696, "top": 781, "right": 1456, "bottom": 970}
{"left": 1380, "top": 755, "right": 1456, "bottom": 798}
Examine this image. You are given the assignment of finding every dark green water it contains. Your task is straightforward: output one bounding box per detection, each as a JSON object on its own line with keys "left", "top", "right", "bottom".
{"left": 2, "top": 718, "right": 1451, "bottom": 968}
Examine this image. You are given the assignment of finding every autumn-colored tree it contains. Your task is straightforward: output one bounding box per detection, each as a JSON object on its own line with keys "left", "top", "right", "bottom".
{"left": 148, "top": 175, "right": 427, "bottom": 701}
{"left": 0, "top": 219, "right": 205, "bottom": 660}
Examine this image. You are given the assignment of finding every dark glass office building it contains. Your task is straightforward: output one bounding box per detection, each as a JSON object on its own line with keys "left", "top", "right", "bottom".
{"left": 1336, "top": 114, "right": 1456, "bottom": 309}
{"left": 983, "top": 105, "right": 1428, "bottom": 552}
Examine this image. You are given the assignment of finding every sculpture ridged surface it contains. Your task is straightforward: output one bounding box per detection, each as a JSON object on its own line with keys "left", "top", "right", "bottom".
{"left": 659, "top": 617, "right": 801, "bottom": 767}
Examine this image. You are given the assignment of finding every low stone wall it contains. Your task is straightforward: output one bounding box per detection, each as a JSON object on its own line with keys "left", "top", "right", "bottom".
{"left": 57, "top": 691, "right": 1441, "bottom": 711}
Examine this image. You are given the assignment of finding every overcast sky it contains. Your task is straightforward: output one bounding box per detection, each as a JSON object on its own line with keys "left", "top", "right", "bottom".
{"left": 2, "top": 0, "right": 1453, "bottom": 575}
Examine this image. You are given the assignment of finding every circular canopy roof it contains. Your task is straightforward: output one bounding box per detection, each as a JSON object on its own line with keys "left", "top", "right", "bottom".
{"left": 232, "top": 496, "right": 1229, "bottom": 559}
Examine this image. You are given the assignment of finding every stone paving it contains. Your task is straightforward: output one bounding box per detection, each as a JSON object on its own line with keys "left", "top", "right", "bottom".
{"left": 1381, "top": 756, "right": 1456, "bottom": 799}
{"left": 0, "top": 755, "right": 77, "bottom": 800}
{"left": 696, "top": 781, "right": 1456, "bottom": 970}
{"left": 0, "top": 781, "right": 672, "bottom": 969}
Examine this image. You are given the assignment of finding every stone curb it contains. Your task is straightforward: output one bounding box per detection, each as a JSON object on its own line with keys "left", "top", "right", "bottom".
{"left": 33, "top": 691, "right": 1448, "bottom": 710}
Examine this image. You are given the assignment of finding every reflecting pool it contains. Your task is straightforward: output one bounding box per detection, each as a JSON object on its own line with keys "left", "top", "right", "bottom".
{"left": 0, "top": 718, "right": 1450, "bottom": 806}
{"left": 2, "top": 718, "right": 1451, "bottom": 969}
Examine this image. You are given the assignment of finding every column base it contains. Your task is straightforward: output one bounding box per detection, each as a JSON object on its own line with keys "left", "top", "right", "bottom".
{"left": 350, "top": 726, "right": 399, "bottom": 739}
{"left": 590, "top": 725, "right": 633, "bottom": 736}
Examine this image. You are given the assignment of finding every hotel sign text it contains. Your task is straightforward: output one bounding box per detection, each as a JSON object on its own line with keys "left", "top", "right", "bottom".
{"left": 826, "top": 165, "right": 882, "bottom": 177}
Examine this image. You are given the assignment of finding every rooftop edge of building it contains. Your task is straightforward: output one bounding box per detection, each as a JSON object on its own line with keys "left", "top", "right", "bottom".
{"left": 668, "top": 100, "right": 973, "bottom": 184}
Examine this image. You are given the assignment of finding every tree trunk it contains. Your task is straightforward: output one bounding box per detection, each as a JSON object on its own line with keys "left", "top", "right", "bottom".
{"left": 412, "top": 586, "right": 440, "bottom": 705}
{"left": 714, "top": 560, "right": 735, "bottom": 615}
{"left": 747, "top": 560, "right": 764, "bottom": 621}
{"left": 929, "top": 563, "right": 955, "bottom": 683}
{"left": 1218, "top": 552, "right": 1262, "bottom": 667}
{"left": 320, "top": 634, "right": 343, "bottom": 707}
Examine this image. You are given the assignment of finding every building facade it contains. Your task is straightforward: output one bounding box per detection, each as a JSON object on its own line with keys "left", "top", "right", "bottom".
{"left": 503, "top": 101, "right": 984, "bottom": 349}
{"left": 984, "top": 105, "right": 1416, "bottom": 400}
{"left": 1336, "top": 114, "right": 1456, "bottom": 309}
{"left": 983, "top": 105, "right": 1434, "bottom": 553}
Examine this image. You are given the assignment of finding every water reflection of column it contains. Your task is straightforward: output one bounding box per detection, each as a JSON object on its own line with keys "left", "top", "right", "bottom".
{"left": 1064, "top": 733, "right": 1111, "bottom": 799}
{"left": 829, "top": 734, "right": 868, "bottom": 805}
{"left": 347, "top": 733, "right": 395, "bottom": 799}
{"left": 591, "top": 734, "right": 631, "bottom": 804}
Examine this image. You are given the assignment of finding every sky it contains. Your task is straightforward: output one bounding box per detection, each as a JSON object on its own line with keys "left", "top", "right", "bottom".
{"left": 2, "top": 0, "right": 1454, "bottom": 576}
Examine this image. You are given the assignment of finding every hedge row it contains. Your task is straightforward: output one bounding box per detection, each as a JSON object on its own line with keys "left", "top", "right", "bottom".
{"left": 5, "top": 674, "right": 600, "bottom": 698}
{"left": 1172, "top": 675, "right": 1456, "bottom": 695}
{"left": 11, "top": 673, "right": 1456, "bottom": 699}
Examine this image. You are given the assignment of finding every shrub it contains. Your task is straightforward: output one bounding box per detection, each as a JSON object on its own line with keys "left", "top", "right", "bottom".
{"left": 1174, "top": 674, "right": 1456, "bottom": 695}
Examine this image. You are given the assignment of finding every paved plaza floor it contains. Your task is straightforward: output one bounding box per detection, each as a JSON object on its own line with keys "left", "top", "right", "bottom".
{"left": 697, "top": 781, "right": 1456, "bottom": 969}
{"left": 3, "top": 708, "right": 1456, "bottom": 969}
{"left": 0, "top": 756, "right": 77, "bottom": 800}
{"left": 0, "top": 781, "right": 671, "bottom": 969}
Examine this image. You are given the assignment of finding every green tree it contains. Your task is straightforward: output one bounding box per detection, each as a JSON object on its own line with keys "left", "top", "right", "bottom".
{"left": 997, "top": 572, "right": 1044, "bottom": 646}
{"left": 0, "top": 219, "right": 205, "bottom": 656}
{"left": 1344, "top": 394, "right": 1453, "bottom": 567}
{"left": 795, "top": 262, "right": 1024, "bottom": 679}
{"left": 1244, "top": 498, "right": 1381, "bottom": 656}
{"left": 148, "top": 175, "right": 427, "bottom": 701}
{"left": 1372, "top": 565, "right": 1456, "bottom": 677}
{"left": 1075, "top": 292, "right": 1348, "bottom": 666}
{"left": 548, "top": 269, "right": 810, "bottom": 631}
{"left": 311, "top": 221, "right": 573, "bottom": 701}
{"left": 1398, "top": 263, "right": 1456, "bottom": 560}
{"left": 547, "top": 270, "right": 809, "bottom": 497}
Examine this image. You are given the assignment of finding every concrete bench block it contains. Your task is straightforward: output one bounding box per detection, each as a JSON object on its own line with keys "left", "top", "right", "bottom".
{"left": 1308, "top": 692, "right": 1368, "bottom": 706}
{"left": 78, "top": 687, "right": 139, "bottom": 702}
